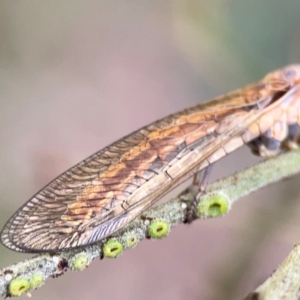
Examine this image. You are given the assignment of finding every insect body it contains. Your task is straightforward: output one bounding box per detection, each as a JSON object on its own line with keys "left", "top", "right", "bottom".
{"left": 2, "top": 65, "right": 300, "bottom": 252}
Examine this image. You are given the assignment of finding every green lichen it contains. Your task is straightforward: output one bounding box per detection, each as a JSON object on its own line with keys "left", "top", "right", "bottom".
{"left": 124, "top": 232, "right": 139, "bottom": 248}
{"left": 29, "top": 273, "right": 44, "bottom": 289}
{"left": 9, "top": 277, "right": 30, "bottom": 296}
{"left": 103, "top": 239, "right": 123, "bottom": 258}
{"left": 72, "top": 254, "right": 89, "bottom": 271}
{"left": 197, "top": 191, "right": 229, "bottom": 218}
{"left": 148, "top": 219, "right": 170, "bottom": 239}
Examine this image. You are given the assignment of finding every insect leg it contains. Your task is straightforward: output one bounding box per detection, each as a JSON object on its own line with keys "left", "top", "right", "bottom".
{"left": 284, "top": 124, "right": 300, "bottom": 150}
{"left": 248, "top": 134, "right": 282, "bottom": 157}
{"left": 185, "top": 164, "right": 213, "bottom": 223}
{"left": 248, "top": 123, "right": 300, "bottom": 158}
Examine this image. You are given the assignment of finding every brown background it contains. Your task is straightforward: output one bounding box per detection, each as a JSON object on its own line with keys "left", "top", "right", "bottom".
{"left": 1, "top": 1, "right": 300, "bottom": 299}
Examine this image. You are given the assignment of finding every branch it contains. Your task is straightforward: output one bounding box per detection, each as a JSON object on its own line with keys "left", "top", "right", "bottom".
{"left": 245, "top": 243, "right": 300, "bottom": 300}
{"left": 1, "top": 149, "right": 300, "bottom": 298}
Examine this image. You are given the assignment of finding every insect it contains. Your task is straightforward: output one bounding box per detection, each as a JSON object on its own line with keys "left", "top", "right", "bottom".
{"left": 1, "top": 65, "right": 300, "bottom": 253}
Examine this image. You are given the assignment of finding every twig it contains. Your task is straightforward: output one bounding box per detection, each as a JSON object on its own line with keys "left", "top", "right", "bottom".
{"left": 245, "top": 243, "right": 300, "bottom": 300}
{"left": 1, "top": 149, "right": 300, "bottom": 298}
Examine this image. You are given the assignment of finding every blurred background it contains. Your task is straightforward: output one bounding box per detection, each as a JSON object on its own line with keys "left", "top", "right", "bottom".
{"left": 1, "top": 0, "right": 300, "bottom": 299}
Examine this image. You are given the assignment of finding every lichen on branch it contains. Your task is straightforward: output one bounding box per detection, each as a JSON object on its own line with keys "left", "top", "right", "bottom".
{"left": 1, "top": 149, "right": 300, "bottom": 298}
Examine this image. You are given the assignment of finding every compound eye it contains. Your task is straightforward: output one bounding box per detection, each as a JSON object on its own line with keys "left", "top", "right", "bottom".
{"left": 283, "top": 66, "right": 299, "bottom": 82}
